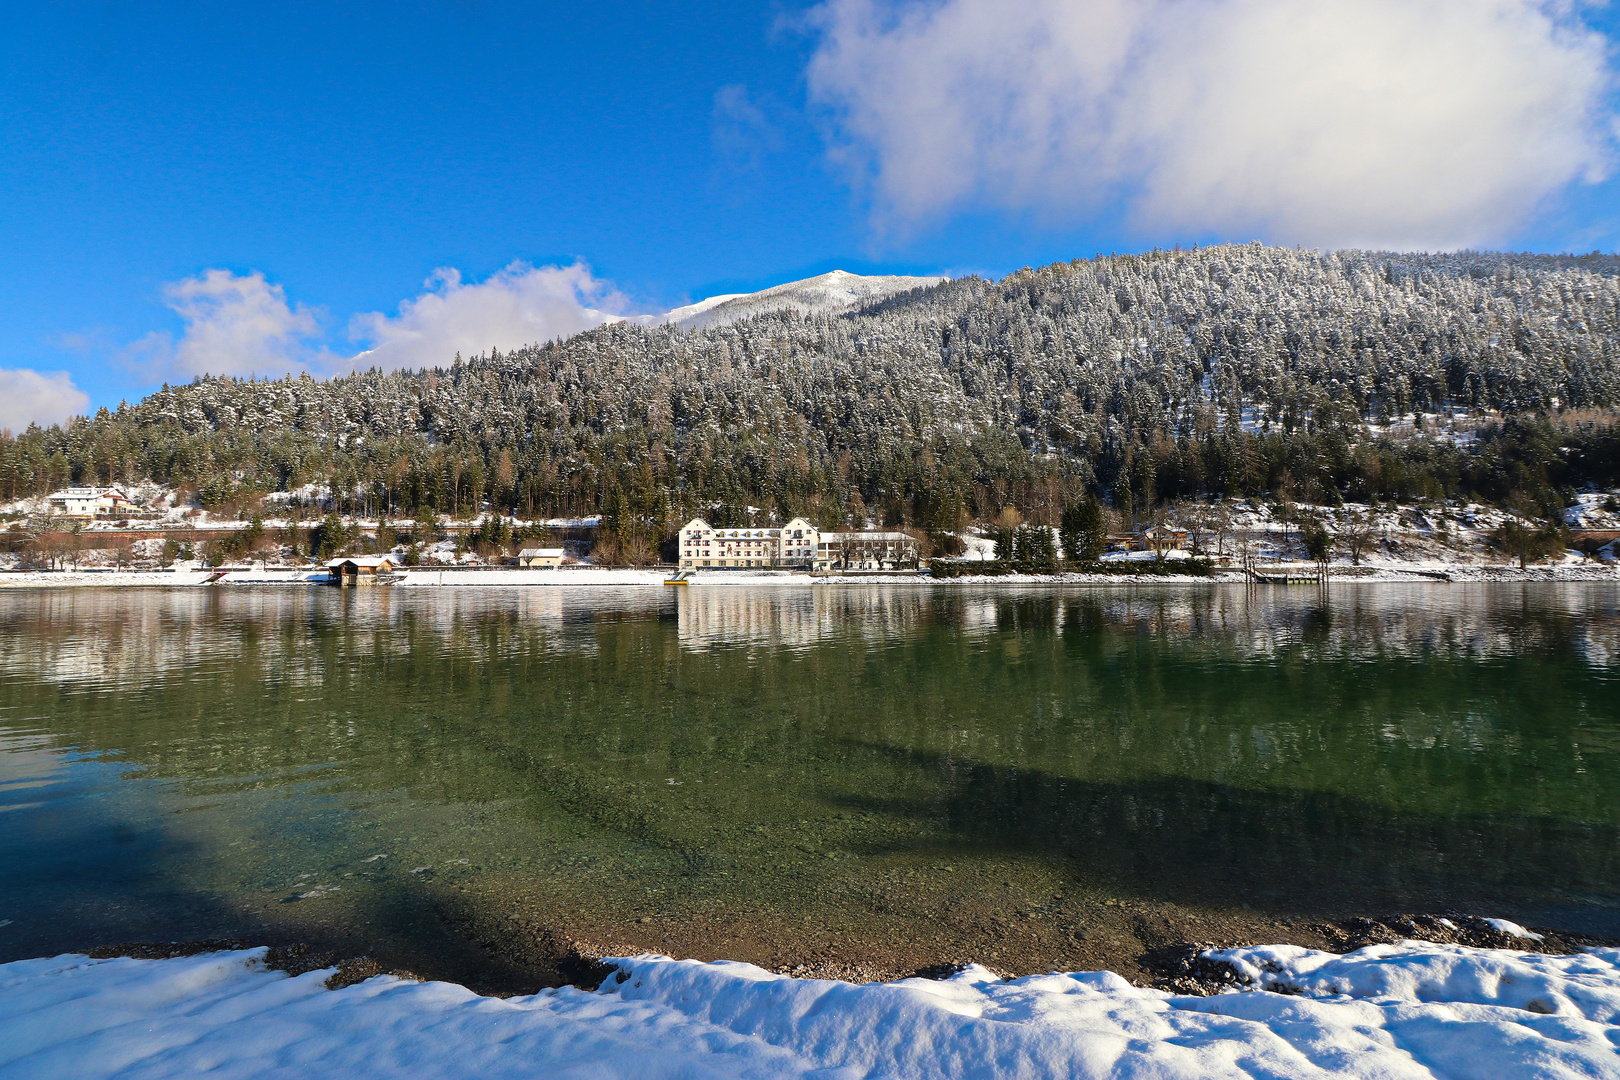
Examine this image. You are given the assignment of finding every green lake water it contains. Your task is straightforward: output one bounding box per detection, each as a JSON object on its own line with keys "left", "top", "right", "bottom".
{"left": 1, "top": 583, "right": 1617, "bottom": 982}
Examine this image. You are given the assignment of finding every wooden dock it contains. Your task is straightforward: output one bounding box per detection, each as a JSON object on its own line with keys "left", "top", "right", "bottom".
{"left": 1250, "top": 570, "right": 1326, "bottom": 585}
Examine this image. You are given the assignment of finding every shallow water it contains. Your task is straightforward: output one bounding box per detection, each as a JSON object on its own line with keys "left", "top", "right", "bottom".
{"left": 1, "top": 583, "right": 1617, "bottom": 981}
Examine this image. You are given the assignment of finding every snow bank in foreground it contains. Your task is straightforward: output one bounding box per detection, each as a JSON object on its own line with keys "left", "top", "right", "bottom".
{"left": 3, "top": 943, "right": 1619, "bottom": 1079}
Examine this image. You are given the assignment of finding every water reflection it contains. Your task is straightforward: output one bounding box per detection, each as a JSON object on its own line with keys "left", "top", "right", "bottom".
{"left": 0, "top": 582, "right": 1617, "bottom": 975}
{"left": 677, "top": 586, "right": 949, "bottom": 652}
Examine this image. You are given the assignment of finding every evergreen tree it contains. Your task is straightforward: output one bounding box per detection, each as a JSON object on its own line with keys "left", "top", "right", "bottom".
{"left": 1060, "top": 498, "right": 1106, "bottom": 563}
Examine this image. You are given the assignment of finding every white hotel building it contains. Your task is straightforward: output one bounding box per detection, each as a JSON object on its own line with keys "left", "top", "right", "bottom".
{"left": 677, "top": 517, "right": 920, "bottom": 572}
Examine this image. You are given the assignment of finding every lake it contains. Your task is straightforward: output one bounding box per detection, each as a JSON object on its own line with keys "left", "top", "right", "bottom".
{"left": 1, "top": 583, "right": 1617, "bottom": 990}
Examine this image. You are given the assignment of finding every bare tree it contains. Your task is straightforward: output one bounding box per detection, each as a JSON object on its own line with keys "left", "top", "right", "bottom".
{"left": 902, "top": 527, "right": 935, "bottom": 560}
{"left": 1173, "top": 502, "right": 1206, "bottom": 556}
{"left": 1341, "top": 510, "right": 1378, "bottom": 566}
{"left": 1208, "top": 502, "right": 1235, "bottom": 559}
{"left": 620, "top": 533, "right": 654, "bottom": 567}
{"left": 590, "top": 532, "right": 622, "bottom": 566}
{"left": 37, "top": 530, "right": 74, "bottom": 570}
{"left": 839, "top": 534, "right": 919, "bottom": 570}
{"left": 66, "top": 521, "right": 85, "bottom": 569}
{"left": 1142, "top": 507, "right": 1175, "bottom": 562}
{"left": 841, "top": 535, "right": 887, "bottom": 569}
{"left": 1177, "top": 500, "right": 1228, "bottom": 557}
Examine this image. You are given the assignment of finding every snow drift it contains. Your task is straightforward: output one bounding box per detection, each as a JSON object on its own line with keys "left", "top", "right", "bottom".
{"left": 2, "top": 940, "right": 1618, "bottom": 1079}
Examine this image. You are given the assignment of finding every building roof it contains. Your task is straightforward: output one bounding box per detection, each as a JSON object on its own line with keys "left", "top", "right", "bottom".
{"left": 519, "top": 548, "right": 566, "bottom": 558}
{"left": 682, "top": 517, "right": 816, "bottom": 537}
{"left": 820, "top": 531, "right": 916, "bottom": 542}
{"left": 47, "top": 487, "right": 134, "bottom": 502}
{"left": 326, "top": 555, "right": 394, "bottom": 568}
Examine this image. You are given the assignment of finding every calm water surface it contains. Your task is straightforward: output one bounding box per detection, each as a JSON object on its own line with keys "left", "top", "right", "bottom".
{"left": 1, "top": 583, "right": 1617, "bottom": 978}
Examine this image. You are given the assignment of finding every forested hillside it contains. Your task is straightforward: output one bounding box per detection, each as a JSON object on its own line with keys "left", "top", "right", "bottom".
{"left": 4, "top": 244, "right": 1620, "bottom": 534}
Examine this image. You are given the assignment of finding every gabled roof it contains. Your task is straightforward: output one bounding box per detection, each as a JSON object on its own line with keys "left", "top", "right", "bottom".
{"left": 326, "top": 555, "right": 394, "bottom": 568}
{"left": 519, "top": 548, "right": 566, "bottom": 558}
{"left": 47, "top": 486, "right": 134, "bottom": 502}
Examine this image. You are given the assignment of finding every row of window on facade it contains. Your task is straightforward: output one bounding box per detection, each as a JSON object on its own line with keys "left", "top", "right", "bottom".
{"left": 677, "top": 518, "right": 921, "bottom": 571}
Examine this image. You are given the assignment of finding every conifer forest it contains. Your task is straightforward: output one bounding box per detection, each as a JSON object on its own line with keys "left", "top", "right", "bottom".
{"left": 4, "top": 245, "right": 1619, "bottom": 536}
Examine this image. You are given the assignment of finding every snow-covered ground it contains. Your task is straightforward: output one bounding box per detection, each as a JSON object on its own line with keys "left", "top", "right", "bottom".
{"left": 1, "top": 562, "right": 1614, "bottom": 588}
{"left": 0, "top": 569, "right": 224, "bottom": 588}
{"left": 6, "top": 488, "right": 1620, "bottom": 584}
{"left": 1565, "top": 493, "right": 1620, "bottom": 531}
{"left": 664, "top": 269, "right": 947, "bottom": 331}
{"left": 2, "top": 940, "right": 1617, "bottom": 1079}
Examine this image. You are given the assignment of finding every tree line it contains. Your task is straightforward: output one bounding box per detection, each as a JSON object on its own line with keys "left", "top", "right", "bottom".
{"left": 3, "top": 245, "right": 1618, "bottom": 544}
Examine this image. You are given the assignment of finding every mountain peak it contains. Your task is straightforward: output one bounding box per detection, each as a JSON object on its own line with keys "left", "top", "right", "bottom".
{"left": 664, "top": 270, "right": 945, "bottom": 330}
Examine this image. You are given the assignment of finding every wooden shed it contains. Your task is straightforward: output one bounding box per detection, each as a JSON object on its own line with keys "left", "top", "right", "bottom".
{"left": 325, "top": 555, "right": 397, "bottom": 585}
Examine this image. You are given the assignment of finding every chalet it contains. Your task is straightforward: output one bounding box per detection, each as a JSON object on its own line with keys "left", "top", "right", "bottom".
{"left": 518, "top": 547, "right": 566, "bottom": 569}
{"left": 1105, "top": 528, "right": 1189, "bottom": 553}
{"left": 45, "top": 487, "right": 141, "bottom": 520}
{"left": 1137, "top": 526, "right": 1190, "bottom": 551}
{"left": 325, "top": 555, "right": 397, "bottom": 585}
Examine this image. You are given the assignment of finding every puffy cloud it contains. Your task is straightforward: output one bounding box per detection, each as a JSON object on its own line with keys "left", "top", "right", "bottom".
{"left": 808, "top": 0, "right": 1618, "bottom": 248}
{"left": 114, "top": 263, "right": 629, "bottom": 387}
{"left": 0, "top": 367, "right": 90, "bottom": 432}
{"left": 346, "top": 262, "right": 626, "bottom": 371}
{"left": 128, "top": 269, "right": 326, "bottom": 378}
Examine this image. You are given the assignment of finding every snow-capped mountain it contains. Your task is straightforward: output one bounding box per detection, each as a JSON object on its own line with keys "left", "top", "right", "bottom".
{"left": 15, "top": 246, "right": 1620, "bottom": 536}
{"left": 662, "top": 269, "right": 947, "bottom": 330}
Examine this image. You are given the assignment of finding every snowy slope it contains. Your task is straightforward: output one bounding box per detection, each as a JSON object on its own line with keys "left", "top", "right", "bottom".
{"left": 666, "top": 269, "right": 946, "bottom": 330}
{"left": 657, "top": 292, "right": 750, "bottom": 325}
{"left": 3, "top": 941, "right": 1618, "bottom": 1079}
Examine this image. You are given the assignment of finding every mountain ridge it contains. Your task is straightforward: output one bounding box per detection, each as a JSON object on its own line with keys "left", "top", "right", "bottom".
{"left": 659, "top": 269, "right": 948, "bottom": 329}
{"left": 4, "top": 245, "right": 1618, "bottom": 529}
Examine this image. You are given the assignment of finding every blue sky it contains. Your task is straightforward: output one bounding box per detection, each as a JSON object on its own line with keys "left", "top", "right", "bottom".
{"left": 2, "top": 0, "right": 1618, "bottom": 428}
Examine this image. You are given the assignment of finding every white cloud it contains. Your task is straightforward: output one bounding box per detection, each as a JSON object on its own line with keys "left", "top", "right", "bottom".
{"left": 0, "top": 367, "right": 90, "bottom": 432}
{"left": 346, "top": 262, "right": 626, "bottom": 371}
{"left": 808, "top": 0, "right": 1618, "bottom": 248}
{"left": 110, "top": 263, "right": 630, "bottom": 388}
{"left": 128, "top": 269, "right": 326, "bottom": 379}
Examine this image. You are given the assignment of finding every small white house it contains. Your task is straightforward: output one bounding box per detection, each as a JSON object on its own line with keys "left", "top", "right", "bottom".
{"left": 46, "top": 487, "right": 140, "bottom": 519}
{"left": 519, "top": 547, "right": 566, "bottom": 569}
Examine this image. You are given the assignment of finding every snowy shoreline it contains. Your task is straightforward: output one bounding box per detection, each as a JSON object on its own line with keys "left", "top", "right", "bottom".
{"left": 0, "top": 563, "right": 1615, "bottom": 589}
{"left": 4, "top": 938, "right": 1618, "bottom": 1079}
